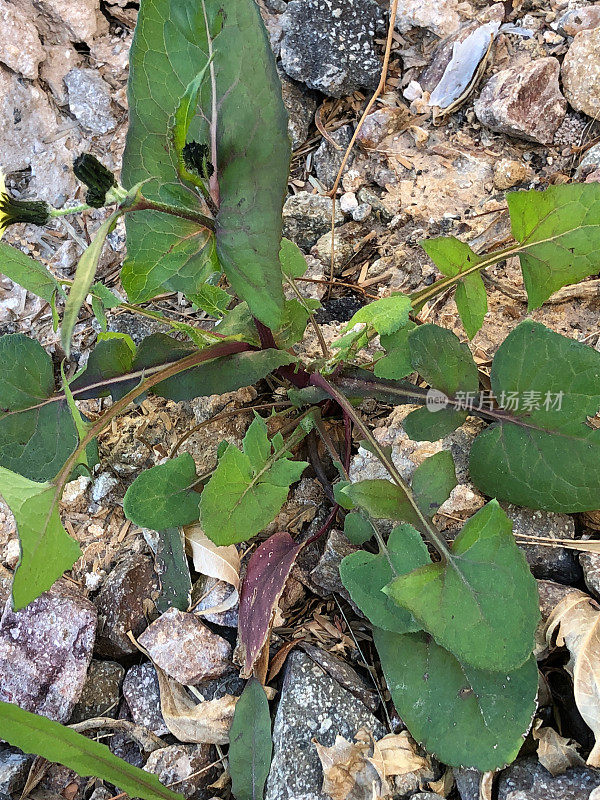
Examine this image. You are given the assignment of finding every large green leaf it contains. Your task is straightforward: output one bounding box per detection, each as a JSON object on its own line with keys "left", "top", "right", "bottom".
{"left": 0, "top": 701, "right": 182, "bottom": 800}
{"left": 374, "top": 628, "right": 538, "bottom": 771}
{"left": 340, "top": 524, "right": 429, "bottom": 634}
{"left": 0, "top": 242, "right": 63, "bottom": 302}
{"left": 385, "top": 501, "right": 539, "bottom": 671}
{"left": 508, "top": 182, "right": 600, "bottom": 309}
{"left": 200, "top": 415, "right": 307, "bottom": 545}
{"left": 470, "top": 320, "right": 600, "bottom": 512}
{"left": 0, "top": 466, "right": 80, "bottom": 610}
{"left": 122, "top": 0, "right": 289, "bottom": 328}
{"left": 229, "top": 678, "right": 272, "bottom": 800}
{"left": 341, "top": 479, "right": 420, "bottom": 527}
{"left": 0, "top": 335, "right": 77, "bottom": 482}
{"left": 411, "top": 450, "right": 456, "bottom": 516}
{"left": 408, "top": 324, "right": 478, "bottom": 397}
{"left": 124, "top": 454, "right": 201, "bottom": 529}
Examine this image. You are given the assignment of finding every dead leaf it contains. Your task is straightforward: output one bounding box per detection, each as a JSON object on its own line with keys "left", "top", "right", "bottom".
{"left": 428, "top": 767, "right": 454, "bottom": 797}
{"left": 369, "top": 732, "right": 429, "bottom": 778}
{"left": 267, "top": 638, "right": 302, "bottom": 683}
{"left": 315, "top": 734, "right": 389, "bottom": 800}
{"left": 545, "top": 589, "right": 600, "bottom": 765}
{"left": 532, "top": 721, "right": 585, "bottom": 775}
{"left": 155, "top": 664, "right": 237, "bottom": 744}
{"left": 238, "top": 531, "right": 304, "bottom": 678}
{"left": 479, "top": 771, "right": 495, "bottom": 800}
{"left": 185, "top": 523, "right": 240, "bottom": 615}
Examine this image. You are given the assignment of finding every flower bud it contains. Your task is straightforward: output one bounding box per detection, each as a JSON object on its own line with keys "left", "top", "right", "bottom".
{"left": 73, "top": 154, "right": 116, "bottom": 208}
{"left": 0, "top": 172, "right": 50, "bottom": 238}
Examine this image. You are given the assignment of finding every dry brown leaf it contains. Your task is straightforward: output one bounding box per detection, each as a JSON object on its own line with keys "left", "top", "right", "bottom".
{"left": 479, "top": 771, "right": 495, "bottom": 800}
{"left": 514, "top": 534, "right": 600, "bottom": 554}
{"left": 545, "top": 589, "right": 600, "bottom": 765}
{"left": 315, "top": 734, "right": 389, "bottom": 800}
{"left": 532, "top": 721, "right": 585, "bottom": 775}
{"left": 184, "top": 523, "right": 240, "bottom": 615}
{"left": 368, "top": 732, "right": 429, "bottom": 778}
{"left": 155, "top": 664, "right": 237, "bottom": 744}
{"left": 428, "top": 767, "right": 454, "bottom": 797}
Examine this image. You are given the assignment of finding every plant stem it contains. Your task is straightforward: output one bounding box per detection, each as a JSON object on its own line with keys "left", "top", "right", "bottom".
{"left": 310, "top": 372, "right": 452, "bottom": 560}
{"left": 49, "top": 203, "right": 93, "bottom": 217}
{"left": 128, "top": 196, "right": 215, "bottom": 231}
{"left": 283, "top": 275, "right": 330, "bottom": 358}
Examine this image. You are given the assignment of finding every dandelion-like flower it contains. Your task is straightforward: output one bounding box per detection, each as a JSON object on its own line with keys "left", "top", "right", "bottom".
{"left": 0, "top": 170, "right": 50, "bottom": 239}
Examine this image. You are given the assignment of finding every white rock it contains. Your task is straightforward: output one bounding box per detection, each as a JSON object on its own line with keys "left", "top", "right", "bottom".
{"left": 0, "top": 0, "right": 45, "bottom": 79}
{"left": 394, "top": 0, "right": 472, "bottom": 38}
{"left": 339, "top": 192, "right": 359, "bottom": 214}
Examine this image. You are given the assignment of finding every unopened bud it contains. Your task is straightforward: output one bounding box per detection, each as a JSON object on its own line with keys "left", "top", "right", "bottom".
{"left": 73, "top": 154, "right": 117, "bottom": 208}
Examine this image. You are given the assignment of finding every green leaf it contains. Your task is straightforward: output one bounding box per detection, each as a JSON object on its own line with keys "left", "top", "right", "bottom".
{"left": 124, "top": 454, "right": 201, "bottom": 530}
{"left": 454, "top": 272, "right": 487, "bottom": 339}
{"left": 0, "top": 701, "right": 183, "bottom": 800}
{"left": 340, "top": 524, "right": 430, "bottom": 634}
{"left": 200, "top": 416, "right": 308, "bottom": 545}
{"left": 190, "top": 283, "right": 231, "bottom": 318}
{"left": 229, "top": 678, "right": 272, "bottom": 800}
{"left": 402, "top": 406, "right": 467, "bottom": 442}
{"left": 422, "top": 236, "right": 482, "bottom": 278}
{"left": 384, "top": 500, "right": 539, "bottom": 671}
{"left": 280, "top": 238, "right": 308, "bottom": 279}
{"left": 411, "top": 451, "right": 456, "bottom": 516}
{"left": 0, "top": 242, "right": 63, "bottom": 302}
{"left": 276, "top": 298, "right": 320, "bottom": 348}
{"left": 62, "top": 210, "right": 121, "bottom": 356}
{"left": 71, "top": 337, "right": 136, "bottom": 400}
{"left": 123, "top": 0, "right": 289, "bottom": 328}
{"left": 374, "top": 323, "right": 416, "bottom": 380}
{"left": 172, "top": 63, "right": 214, "bottom": 189}
{"left": 0, "top": 334, "right": 78, "bottom": 482}
{"left": 343, "top": 511, "right": 374, "bottom": 545}
{"left": 374, "top": 628, "right": 538, "bottom": 771}
{"left": 0, "top": 466, "right": 81, "bottom": 610}
{"left": 341, "top": 479, "right": 420, "bottom": 527}
{"left": 155, "top": 527, "right": 192, "bottom": 613}
{"left": 345, "top": 294, "right": 412, "bottom": 337}
{"left": 508, "top": 182, "right": 600, "bottom": 309}
{"left": 409, "top": 324, "right": 478, "bottom": 397}
{"left": 470, "top": 319, "right": 600, "bottom": 512}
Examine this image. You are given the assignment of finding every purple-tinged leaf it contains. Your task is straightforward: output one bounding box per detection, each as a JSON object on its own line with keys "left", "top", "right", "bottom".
{"left": 238, "top": 532, "right": 304, "bottom": 678}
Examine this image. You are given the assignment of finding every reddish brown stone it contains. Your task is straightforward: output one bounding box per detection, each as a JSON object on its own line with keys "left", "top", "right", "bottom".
{"left": 138, "top": 608, "right": 232, "bottom": 685}
{"left": 94, "top": 553, "right": 159, "bottom": 657}
{"left": 474, "top": 57, "right": 566, "bottom": 145}
{"left": 0, "top": 581, "right": 96, "bottom": 722}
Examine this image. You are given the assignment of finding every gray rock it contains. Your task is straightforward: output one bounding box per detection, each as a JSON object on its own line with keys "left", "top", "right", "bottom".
{"left": 192, "top": 577, "right": 238, "bottom": 628}
{"left": 280, "top": 0, "right": 385, "bottom": 98}
{"left": 265, "top": 651, "right": 385, "bottom": 800}
{"left": 412, "top": 795, "right": 444, "bottom": 800}
{"left": 310, "top": 529, "right": 357, "bottom": 601}
{"left": 474, "top": 57, "right": 566, "bottom": 145}
{"left": 94, "top": 553, "right": 159, "bottom": 657}
{"left": 279, "top": 68, "right": 317, "bottom": 149}
{"left": 558, "top": 6, "right": 600, "bottom": 36}
{"left": 580, "top": 552, "right": 600, "bottom": 599}
{"left": 313, "top": 221, "right": 367, "bottom": 276}
{"left": 0, "top": 582, "right": 96, "bottom": 723}
{"left": 497, "top": 756, "right": 600, "bottom": 799}
{"left": 313, "top": 125, "right": 355, "bottom": 189}
{"left": 0, "top": 749, "right": 33, "bottom": 796}
{"left": 562, "top": 28, "right": 600, "bottom": 119}
{"left": 282, "top": 192, "right": 343, "bottom": 251}
{"left": 576, "top": 143, "right": 600, "bottom": 178}
{"left": 122, "top": 662, "right": 169, "bottom": 737}
{"left": 504, "top": 505, "right": 581, "bottom": 583}
{"left": 0, "top": 0, "right": 45, "bottom": 79}
{"left": 138, "top": 607, "right": 232, "bottom": 685}
{"left": 193, "top": 667, "right": 246, "bottom": 701}
{"left": 70, "top": 660, "right": 124, "bottom": 723}
{"left": 64, "top": 68, "right": 117, "bottom": 134}
{"left": 144, "top": 744, "right": 215, "bottom": 799}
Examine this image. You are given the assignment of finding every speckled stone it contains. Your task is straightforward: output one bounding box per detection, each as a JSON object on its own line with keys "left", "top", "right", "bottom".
{"left": 70, "top": 660, "right": 124, "bottom": 723}
{"left": 562, "top": 28, "right": 600, "bottom": 119}
{"left": 137, "top": 608, "right": 231, "bottom": 685}
{"left": 94, "top": 553, "right": 159, "bottom": 657}
{"left": 282, "top": 192, "right": 344, "bottom": 251}
{"left": 309, "top": 529, "right": 357, "bottom": 602}
{"left": 280, "top": 0, "right": 385, "bottom": 98}
{"left": 265, "top": 651, "right": 385, "bottom": 800}
{"left": 144, "top": 744, "right": 215, "bottom": 799}
{"left": 64, "top": 68, "right": 116, "bottom": 134}
{"left": 455, "top": 757, "right": 600, "bottom": 800}
{"left": 504, "top": 505, "right": 581, "bottom": 583}
{"left": 474, "top": 58, "right": 566, "bottom": 145}
{"left": 0, "top": 582, "right": 96, "bottom": 723}
{"left": 122, "top": 662, "right": 169, "bottom": 736}
{"left": 313, "top": 125, "right": 354, "bottom": 189}
{"left": 0, "top": 749, "right": 33, "bottom": 796}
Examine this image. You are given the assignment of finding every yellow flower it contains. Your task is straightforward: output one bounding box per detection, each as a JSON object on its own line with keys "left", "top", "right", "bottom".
{"left": 0, "top": 168, "right": 50, "bottom": 238}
